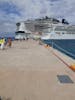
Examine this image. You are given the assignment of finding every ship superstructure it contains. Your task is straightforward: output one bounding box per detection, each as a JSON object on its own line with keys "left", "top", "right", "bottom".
{"left": 15, "top": 17, "right": 61, "bottom": 39}
{"left": 15, "top": 16, "right": 75, "bottom": 40}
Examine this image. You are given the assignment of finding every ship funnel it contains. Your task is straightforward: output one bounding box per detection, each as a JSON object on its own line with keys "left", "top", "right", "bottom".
{"left": 62, "top": 19, "right": 69, "bottom": 24}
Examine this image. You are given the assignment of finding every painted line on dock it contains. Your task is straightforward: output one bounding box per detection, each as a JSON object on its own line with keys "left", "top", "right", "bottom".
{"left": 52, "top": 51, "right": 70, "bottom": 67}
{"left": 44, "top": 44, "right": 75, "bottom": 72}
{"left": 44, "top": 44, "right": 70, "bottom": 67}
{"left": 52, "top": 50, "right": 75, "bottom": 72}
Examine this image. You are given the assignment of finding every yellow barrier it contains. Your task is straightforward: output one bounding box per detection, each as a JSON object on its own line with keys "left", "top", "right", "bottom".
{"left": 69, "top": 64, "right": 75, "bottom": 71}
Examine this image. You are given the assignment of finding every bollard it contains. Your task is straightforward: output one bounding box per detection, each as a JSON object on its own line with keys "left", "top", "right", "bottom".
{"left": 45, "top": 44, "right": 50, "bottom": 48}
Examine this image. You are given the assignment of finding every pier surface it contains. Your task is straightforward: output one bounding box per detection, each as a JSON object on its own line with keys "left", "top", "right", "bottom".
{"left": 0, "top": 40, "right": 75, "bottom": 100}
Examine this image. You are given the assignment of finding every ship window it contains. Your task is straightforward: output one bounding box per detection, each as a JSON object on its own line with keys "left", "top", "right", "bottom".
{"left": 62, "top": 32, "right": 64, "bottom": 34}
{"left": 56, "top": 32, "right": 61, "bottom": 34}
{"left": 55, "top": 26, "right": 66, "bottom": 31}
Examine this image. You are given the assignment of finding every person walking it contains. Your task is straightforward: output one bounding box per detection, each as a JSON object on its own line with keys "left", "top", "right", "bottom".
{"left": 0, "top": 38, "right": 5, "bottom": 50}
{"left": 7, "top": 38, "right": 12, "bottom": 48}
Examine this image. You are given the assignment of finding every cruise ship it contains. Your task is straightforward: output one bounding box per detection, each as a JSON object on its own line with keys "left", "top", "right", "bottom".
{"left": 41, "top": 19, "right": 75, "bottom": 39}
{"left": 40, "top": 18, "right": 75, "bottom": 59}
{"left": 15, "top": 16, "right": 62, "bottom": 39}
{"left": 15, "top": 17, "right": 75, "bottom": 59}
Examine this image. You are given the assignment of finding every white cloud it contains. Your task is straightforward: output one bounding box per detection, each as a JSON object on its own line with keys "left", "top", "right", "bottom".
{"left": 0, "top": 0, "right": 75, "bottom": 32}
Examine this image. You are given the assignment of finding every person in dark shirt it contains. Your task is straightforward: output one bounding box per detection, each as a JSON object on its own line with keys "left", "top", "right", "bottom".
{"left": 7, "top": 38, "right": 12, "bottom": 47}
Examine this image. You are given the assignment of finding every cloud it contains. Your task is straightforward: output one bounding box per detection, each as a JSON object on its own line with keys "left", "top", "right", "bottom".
{"left": 0, "top": 0, "right": 75, "bottom": 33}
{"left": 0, "top": 1, "right": 20, "bottom": 15}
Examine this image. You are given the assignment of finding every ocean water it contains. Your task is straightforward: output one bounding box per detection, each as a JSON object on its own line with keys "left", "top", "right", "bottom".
{"left": 0, "top": 32, "right": 15, "bottom": 38}
{"left": 43, "top": 39, "right": 75, "bottom": 59}
{"left": 0, "top": 32, "right": 15, "bottom": 40}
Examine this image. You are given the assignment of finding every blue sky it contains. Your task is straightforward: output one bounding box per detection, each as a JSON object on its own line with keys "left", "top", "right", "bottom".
{"left": 0, "top": 0, "right": 75, "bottom": 32}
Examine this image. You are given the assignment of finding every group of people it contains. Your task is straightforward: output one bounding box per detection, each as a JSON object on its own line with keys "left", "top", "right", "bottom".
{"left": 0, "top": 38, "right": 12, "bottom": 50}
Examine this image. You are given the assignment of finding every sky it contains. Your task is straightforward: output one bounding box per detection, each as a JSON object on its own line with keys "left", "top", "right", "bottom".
{"left": 0, "top": 0, "right": 75, "bottom": 33}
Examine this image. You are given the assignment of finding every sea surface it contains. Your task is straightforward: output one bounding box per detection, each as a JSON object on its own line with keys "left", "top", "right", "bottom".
{"left": 43, "top": 39, "right": 75, "bottom": 59}
{"left": 0, "top": 32, "right": 15, "bottom": 38}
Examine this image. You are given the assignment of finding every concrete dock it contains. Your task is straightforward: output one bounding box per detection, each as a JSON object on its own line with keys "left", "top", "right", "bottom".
{"left": 0, "top": 39, "right": 75, "bottom": 100}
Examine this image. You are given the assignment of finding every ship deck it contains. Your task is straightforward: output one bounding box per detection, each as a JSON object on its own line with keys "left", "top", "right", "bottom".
{"left": 0, "top": 39, "right": 75, "bottom": 100}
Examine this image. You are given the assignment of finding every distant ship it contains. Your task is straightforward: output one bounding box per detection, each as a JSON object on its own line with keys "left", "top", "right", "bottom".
{"left": 41, "top": 22, "right": 75, "bottom": 40}
{"left": 40, "top": 18, "right": 75, "bottom": 59}
{"left": 15, "top": 16, "right": 63, "bottom": 40}
{"left": 15, "top": 17, "right": 75, "bottom": 59}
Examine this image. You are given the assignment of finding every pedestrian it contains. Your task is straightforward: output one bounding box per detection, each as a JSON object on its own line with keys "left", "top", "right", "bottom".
{"left": 0, "top": 38, "right": 5, "bottom": 50}
{"left": 7, "top": 38, "right": 12, "bottom": 47}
